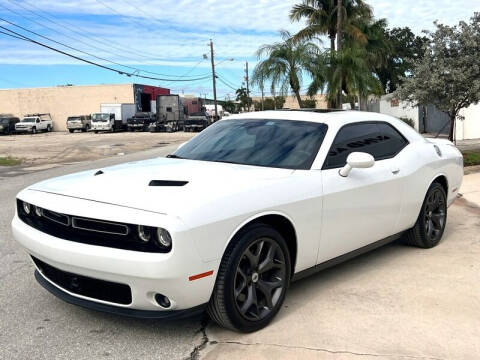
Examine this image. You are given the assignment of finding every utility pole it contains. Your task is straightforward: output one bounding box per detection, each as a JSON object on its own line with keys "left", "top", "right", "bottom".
{"left": 209, "top": 39, "right": 218, "bottom": 120}
{"left": 336, "top": 0, "right": 343, "bottom": 109}
{"left": 245, "top": 61, "right": 250, "bottom": 111}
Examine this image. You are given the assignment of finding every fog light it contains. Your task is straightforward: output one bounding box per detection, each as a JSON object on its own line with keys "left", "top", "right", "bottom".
{"left": 34, "top": 206, "right": 43, "bottom": 217}
{"left": 156, "top": 228, "right": 172, "bottom": 248}
{"left": 137, "top": 225, "right": 151, "bottom": 243}
{"left": 155, "top": 293, "right": 171, "bottom": 308}
{"left": 23, "top": 202, "right": 31, "bottom": 215}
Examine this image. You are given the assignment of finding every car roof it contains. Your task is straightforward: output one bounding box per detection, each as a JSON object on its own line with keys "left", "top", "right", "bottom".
{"left": 224, "top": 110, "right": 425, "bottom": 143}
{"left": 226, "top": 110, "right": 389, "bottom": 125}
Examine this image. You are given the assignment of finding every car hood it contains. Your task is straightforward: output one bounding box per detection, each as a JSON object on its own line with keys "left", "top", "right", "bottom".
{"left": 28, "top": 157, "right": 294, "bottom": 215}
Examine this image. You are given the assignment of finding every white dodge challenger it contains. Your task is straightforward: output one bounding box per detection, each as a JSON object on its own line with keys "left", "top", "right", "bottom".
{"left": 12, "top": 110, "right": 463, "bottom": 332}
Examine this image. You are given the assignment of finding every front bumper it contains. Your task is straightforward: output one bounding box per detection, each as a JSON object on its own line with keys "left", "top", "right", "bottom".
{"left": 12, "top": 213, "right": 218, "bottom": 313}
{"left": 128, "top": 123, "right": 144, "bottom": 128}
{"left": 15, "top": 127, "right": 33, "bottom": 133}
{"left": 34, "top": 270, "right": 206, "bottom": 319}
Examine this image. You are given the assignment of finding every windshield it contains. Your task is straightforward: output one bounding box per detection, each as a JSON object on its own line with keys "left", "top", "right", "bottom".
{"left": 0, "top": 118, "right": 10, "bottom": 124}
{"left": 92, "top": 113, "right": 109, "bottom": 122}
{"left": 67, "top": 117, "right": 81, "bottom": 122}
{"left": 174, "top": 119, "right": 328, "bottom": 170}
{"left": 21, "top": 117, "right": 36, "bottom": 123}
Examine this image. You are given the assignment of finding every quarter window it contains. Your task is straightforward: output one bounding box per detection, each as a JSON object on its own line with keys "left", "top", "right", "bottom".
{"left": 323, "top": 122, "right": 408, "bottom": 169}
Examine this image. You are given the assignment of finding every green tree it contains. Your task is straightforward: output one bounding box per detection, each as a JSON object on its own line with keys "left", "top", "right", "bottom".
{"left": 235, "top": 87, "right": 251, "bottom": 111}
{"left": 376, "top": 27, "right": 429, "bottom": 93}
{"left": 223, "top": 100, "right": 237, "bottom": 114}
{"left": 252, "top": 30, "right": 319, "bottom": 108}
{"left": 396, "top": 14, "right": 480, "bottom": 141}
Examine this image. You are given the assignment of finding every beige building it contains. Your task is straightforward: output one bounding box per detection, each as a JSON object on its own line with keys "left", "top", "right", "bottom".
{"left": 0, "top": 83, "right": 169, "bottom": 131}
{"left": 251, "top": 94, "right": 328, "bottom": 110}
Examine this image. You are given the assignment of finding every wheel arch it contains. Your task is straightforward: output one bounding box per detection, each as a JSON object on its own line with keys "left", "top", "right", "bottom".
{"left": 225, "top": 212, "right": 298, "bottom": 277}
{"left": 428, "top": 173, "right": 449, "bottom": 195}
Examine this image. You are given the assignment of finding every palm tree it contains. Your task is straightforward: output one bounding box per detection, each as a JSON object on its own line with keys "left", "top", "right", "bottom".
{"left": 290, "top": 0, "right": 373, "bottom": 107}
{"left": 252, "top": 30, "right": 319, "bottom": 108}
{"left": 290, "top": 0, "right": 372, "bottom": 54}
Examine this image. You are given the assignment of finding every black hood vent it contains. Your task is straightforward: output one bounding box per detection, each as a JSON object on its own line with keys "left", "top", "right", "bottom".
{"left": 94, "top": 170, "right": 104, "bottom": 176}
{"left": 149, "top": 180, "right": 188, "bottom": 187}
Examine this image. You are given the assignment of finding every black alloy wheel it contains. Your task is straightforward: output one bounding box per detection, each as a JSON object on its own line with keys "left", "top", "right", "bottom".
{"left": 208, "top": 224, "right": 291, "bottom": 332}
{"left": 234, "top": 238, "right": 287, "bottom": 322}
{"left": 423, "top": 187, "right": 446, "bottom": 243}
{"left": 403, "top": 182, "right": 447, "bottom": 248}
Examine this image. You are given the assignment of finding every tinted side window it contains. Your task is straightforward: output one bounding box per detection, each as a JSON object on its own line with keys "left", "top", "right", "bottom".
{"left": 374, "top": 123, "right": 408, "bottom": 159}
{"left": 323, "top": 122, "right": 408, "bottom": 169}
{"left": 324, "top": 123, "right": 380, "bottom": 169}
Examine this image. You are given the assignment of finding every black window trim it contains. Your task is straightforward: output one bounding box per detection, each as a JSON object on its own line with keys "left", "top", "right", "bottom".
{"left": 321, "top": 120, "right": 410, "bottom": 170}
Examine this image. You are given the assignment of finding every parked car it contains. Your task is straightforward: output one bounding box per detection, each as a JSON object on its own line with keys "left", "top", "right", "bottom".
{"left": 15, "top": 113, "right": 53, "bottom": 134}
{"left": 0, "top": 116, "right": 20, "bottom": 135}
{"left": 66, "top": 115, "right": 91, "bottom": 133}
{"left": 11, "top": 110, "right": 463, "bottom": 332}
{"left": 184, "top": 112, "right": 210, "bottom": 132}
{"left": 127, "top": 112, "right": 156, "bottom": 132}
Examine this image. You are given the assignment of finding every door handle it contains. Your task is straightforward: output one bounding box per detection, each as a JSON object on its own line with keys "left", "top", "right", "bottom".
{"left": 391, "top": 168, "right": 400, "bottom": 174}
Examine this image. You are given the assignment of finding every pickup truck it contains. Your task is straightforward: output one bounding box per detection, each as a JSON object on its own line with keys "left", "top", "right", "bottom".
{"left": 127, "top": 112, "right": 156, "bottom": 132}
{"left": 15, "top": 114, "right": 53, "bottom": 134}
{"left": 67, "top": 115, "right": 91, "bottom": 133}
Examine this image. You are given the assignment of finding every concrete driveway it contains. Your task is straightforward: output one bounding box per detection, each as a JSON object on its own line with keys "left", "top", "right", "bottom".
{"left": 1, "top": 149, "right": 479, "bottom": 360}
{"left": 203, "top": 172, "right": 480, "bottom": 360}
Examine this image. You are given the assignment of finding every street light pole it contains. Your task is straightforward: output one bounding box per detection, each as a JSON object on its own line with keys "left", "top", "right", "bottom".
{"left": 209, "top": 39, "right": 218, "bottom": 120}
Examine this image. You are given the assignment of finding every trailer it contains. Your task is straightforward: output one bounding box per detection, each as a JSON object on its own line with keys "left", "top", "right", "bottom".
{"left": 151, "top": 95, "right": 185, "bottom": 132}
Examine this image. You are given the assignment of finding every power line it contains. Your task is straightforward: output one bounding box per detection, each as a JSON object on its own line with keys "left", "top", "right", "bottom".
{"left": 3, "top": 0, "right": 163, "bottom": 65}
{"left": 0, "top": 18, "right": 210, "bottom": 82}
{"left": 1, "top": 0, "right": 211, "bottom": 79}
{"left": 0, "top": 26, "right": 212, "bottom": 82}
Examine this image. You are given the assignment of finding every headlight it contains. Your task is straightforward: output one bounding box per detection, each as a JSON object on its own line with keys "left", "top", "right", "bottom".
{"left": 156, "top": 228, "right": 172, "bottom": 248}
{"left": 34, "top": 206, "right": 43, "bottom": 217}
{"left": 137, "top": 225, "right": 172, "bottom": 250}
{"left": 23, "top": 201, "right": 31, "bottom": 215}
{"left": 137, "top": 225, "right": 152, "bottom": 243}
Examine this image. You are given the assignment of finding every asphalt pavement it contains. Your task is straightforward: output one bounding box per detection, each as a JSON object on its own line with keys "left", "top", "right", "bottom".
{"left": 0, "top": 145, "right": 206, "bottom": 360}
{"left": 1, "top": 147, "right": 479, "bottom": 360}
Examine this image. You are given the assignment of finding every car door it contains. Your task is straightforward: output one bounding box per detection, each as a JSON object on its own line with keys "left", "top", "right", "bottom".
{"left": 317, "top": 121, "right": 409, "bottom": 264}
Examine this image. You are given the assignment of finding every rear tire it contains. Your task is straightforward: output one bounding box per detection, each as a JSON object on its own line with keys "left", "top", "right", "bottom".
{"left": 47, "top": 125, "right": 52, "bottom": 132}
{"left": 69, "top": 129, "right": 74, "bottom": 133}
{"left": 208, "top": 224, "right": 291, "bottom": 332}
{"left": 403, "top": 182, "right": 447, "bottom": 248}
{"left": 31, "top": 127, "right": 36, "bottom": 134}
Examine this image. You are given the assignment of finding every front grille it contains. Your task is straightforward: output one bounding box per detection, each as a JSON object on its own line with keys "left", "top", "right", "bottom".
{"left": 17, "top": 199, "right": 167, "bottom": 253}
{"left": 32, "top": 256, "right": 132, "bottom": 305}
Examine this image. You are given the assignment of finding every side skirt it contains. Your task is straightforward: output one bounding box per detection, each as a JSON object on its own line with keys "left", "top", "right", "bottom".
{"left": 292, "top": 232, "right": 404, "bottom": 282}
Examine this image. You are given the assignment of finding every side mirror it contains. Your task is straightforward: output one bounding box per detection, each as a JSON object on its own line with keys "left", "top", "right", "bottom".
{"left": 339, "top": 152, "right": 375, "bottom": 177}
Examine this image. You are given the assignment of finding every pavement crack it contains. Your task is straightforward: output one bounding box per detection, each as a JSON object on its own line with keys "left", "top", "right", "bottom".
{"left": 216, "top": 340, "right": 444, "bottom": 360}
{"left": 186, "top": 316, "right": 210, "bottom": 360}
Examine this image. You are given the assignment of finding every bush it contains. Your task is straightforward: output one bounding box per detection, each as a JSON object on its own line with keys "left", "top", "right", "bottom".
{"left": 302, "top": 99, "right": 317, "bottom": 108}
{"left": 399, "top": 117, "right": 415, "bottom": 128}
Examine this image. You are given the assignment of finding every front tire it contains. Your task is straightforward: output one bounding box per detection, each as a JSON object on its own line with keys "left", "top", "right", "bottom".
{"left": 208, "top": 224, "right": 291, "bottom": 332}
{"left": 403, "top": 182, "right": 447, "bottom": 248}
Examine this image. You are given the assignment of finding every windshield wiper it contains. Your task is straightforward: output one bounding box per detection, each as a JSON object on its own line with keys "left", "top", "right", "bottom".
{"left": 166, "top": 154, "right": 184, "bottom": 159}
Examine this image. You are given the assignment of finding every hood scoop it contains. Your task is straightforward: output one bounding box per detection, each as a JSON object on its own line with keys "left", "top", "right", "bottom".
{"left": 149, "top": 180, "right": 188, "bottom": 187}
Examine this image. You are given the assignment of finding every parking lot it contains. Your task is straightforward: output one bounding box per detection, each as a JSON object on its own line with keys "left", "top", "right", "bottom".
{"left": 1, "top": 142, "right": 479, "bottom": 360}
{"left": 0, "top": 131, "right": 194, "bottom": 174}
